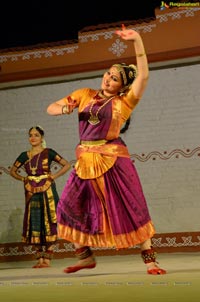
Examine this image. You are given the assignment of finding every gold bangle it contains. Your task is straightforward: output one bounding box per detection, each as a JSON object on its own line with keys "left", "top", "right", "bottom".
{"left": 136, "top": 53, "right": 146, "bottom": 57}
{"left": 62, "top": 105, "right": 69, "bottom": 114}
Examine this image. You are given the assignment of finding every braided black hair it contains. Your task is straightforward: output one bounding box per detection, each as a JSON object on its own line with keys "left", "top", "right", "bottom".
{"left": 120, "top": 117, "right": 131, "bottom": 134}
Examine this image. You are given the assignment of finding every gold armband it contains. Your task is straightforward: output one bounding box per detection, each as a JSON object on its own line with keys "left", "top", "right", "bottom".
{"left": 136, "top": 53, "right": 146, "bottom": 57}
{"left": 62, "top": 105, "right": 69, "bottom": 114}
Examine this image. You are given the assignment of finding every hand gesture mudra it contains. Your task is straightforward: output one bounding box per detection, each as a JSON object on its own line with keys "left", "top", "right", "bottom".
{"left": 115, "top": 24, "right": 140, "bottom": 41}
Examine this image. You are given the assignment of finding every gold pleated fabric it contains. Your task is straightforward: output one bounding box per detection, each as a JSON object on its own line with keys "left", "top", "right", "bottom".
{"left": 75, "top": 143, "right": 130, "bottom": 179}
{"left": 58, "top": 221, "right": 155, "bottom": 249}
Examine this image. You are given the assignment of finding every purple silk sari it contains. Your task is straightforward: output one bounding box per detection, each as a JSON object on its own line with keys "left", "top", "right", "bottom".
{"left": 57, "top": 89, "right": 155, "bottom": 249}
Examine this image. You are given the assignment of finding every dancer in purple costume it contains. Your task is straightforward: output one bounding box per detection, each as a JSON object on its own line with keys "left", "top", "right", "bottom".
{"left": 47, "top": 26, "right": 166, "bottom": 275}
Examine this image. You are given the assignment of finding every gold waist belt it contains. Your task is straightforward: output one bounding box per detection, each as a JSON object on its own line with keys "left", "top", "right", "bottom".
{"left": 28, "top": 175, "right": 48, "bottom": 183}
{"left": 80, "top": 139, "right": 107, "bottom": 146}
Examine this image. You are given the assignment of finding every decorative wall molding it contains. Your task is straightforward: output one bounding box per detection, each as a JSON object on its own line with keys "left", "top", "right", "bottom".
{"left": 0, "top": 7, "right": 199, "bottom": 84}
{"left": 1, "top": 7, "right": 199, "bottom": 64}
{"left": 1, "top": 232, "right": 200, "bottom": 262}
{"left": 130, "top": 146, "right": 200, "bottom": 162}
{"left": 0, "top": 24, "right": 156, "bottom": 63}
{"left": 1, "top": 146, "right": 200, "bottom": 176}
{"left": 157, "top": 7, "right": 200, "bottom": 22}
{"left": 0, "top": 46, "right": 79, "bottom": 63}
{"left": 0, "top": 7, "right": 199, "bottom": 65}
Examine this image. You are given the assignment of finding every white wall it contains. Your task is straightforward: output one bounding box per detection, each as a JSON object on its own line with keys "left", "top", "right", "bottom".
{"left": 0, "top": 62, "right": 200, "bottom": 243}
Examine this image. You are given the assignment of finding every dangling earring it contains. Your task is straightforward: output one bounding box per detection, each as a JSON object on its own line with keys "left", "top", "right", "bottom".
{"left": 42, "top": 139, "right": 46, "bottom": 148}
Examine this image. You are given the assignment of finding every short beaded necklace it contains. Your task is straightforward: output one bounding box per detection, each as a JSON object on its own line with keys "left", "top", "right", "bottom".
{"left": 88, "top": 93, "right": 115, "bottom": 125}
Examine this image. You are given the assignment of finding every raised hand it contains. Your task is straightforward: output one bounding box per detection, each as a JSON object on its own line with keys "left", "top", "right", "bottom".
{"left": 115, "top": 24, "right": 140, "bottom": 41}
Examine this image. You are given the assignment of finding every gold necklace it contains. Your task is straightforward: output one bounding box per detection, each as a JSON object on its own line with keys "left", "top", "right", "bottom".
{"left": 29, "top": 152, "right": 41, "bottom": 175}
{"left": 88, "top": 96, "right": 115, "bottom": 125}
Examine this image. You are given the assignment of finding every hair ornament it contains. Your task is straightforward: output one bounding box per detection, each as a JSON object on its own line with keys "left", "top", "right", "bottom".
{"left": 36, "top": 125, "right": 44, "bottom": 131}
{"left": 112, "top": 63, "right": 137, "bottom": 87}
{"left": 129, "top": 64, "right": 138, "bottom": 78}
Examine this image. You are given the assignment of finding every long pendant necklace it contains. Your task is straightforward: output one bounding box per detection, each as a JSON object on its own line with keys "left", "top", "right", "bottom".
{"left": 29, "top": 152, "right": 41, "bottom": 175}
{"left": 88, "top": 95, "right": 115, "bottom": 125}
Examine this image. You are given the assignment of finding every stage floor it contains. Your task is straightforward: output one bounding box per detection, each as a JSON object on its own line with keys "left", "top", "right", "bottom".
{"left": 0, "top": 252, "right": 200, "bottom": 302}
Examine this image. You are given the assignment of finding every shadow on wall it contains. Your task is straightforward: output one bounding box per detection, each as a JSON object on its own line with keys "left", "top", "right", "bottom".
{"left": 0, "top": 208, "right": 23, "bottom": 243}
